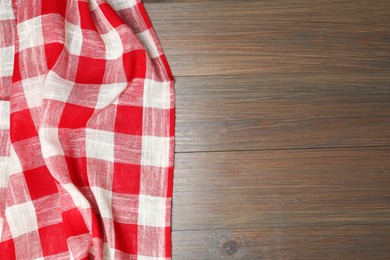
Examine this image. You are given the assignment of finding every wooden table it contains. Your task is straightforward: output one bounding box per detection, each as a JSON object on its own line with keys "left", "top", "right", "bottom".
{"left": 144, "top": 1, "right": 390, "bottom": 259}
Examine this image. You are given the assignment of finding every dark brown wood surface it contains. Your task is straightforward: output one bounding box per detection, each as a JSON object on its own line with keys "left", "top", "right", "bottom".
{"left": 144, "top": 0, "right": 390, "bottom": 259}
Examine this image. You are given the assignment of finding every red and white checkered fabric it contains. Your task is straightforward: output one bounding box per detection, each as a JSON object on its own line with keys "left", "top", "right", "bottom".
{"left": 0, "top": 0, "right": 174, "bottom": 259}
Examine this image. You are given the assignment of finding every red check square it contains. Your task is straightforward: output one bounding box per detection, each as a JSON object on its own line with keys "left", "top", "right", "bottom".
{"left": 122, "top": 50, "right": 146, "bottom": 81}
{"left": 10, "top": 109, "right": 38, "bottom": 142}
{"left": 75, "top": 56, "right": 106, "bottom": 84}
{"left": 24, "top": 166, "right": 58, "bottom": 200}
{"left": 66, "top": 157, "right": 89, "bottom": 187}
{"left": 59, "top": 103, "right": 95, "bottom": 129}
{"left": 41, "top": 0, "right": 67, "bottom": 17}
{"left": 39, "top": 223, "right": 68, "bottom": 256}
{"left": 79, "top": 2, "right": 97, "bottom": 31}
{"left": 99, "top": 4, "right": 125, "bottom": 29}
{"left": 113, "top": 163, "right": 141, "bottom": 194}
{"left": 115, "top": 105, "right": 143, "bottom": 136}
{"left": 114, "top": 222, "right": 138, "bottom": 255}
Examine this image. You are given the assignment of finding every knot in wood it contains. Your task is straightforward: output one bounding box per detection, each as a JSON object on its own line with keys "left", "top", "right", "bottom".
{"left": 222, "top": 240, "right": 239, "bottom": 256}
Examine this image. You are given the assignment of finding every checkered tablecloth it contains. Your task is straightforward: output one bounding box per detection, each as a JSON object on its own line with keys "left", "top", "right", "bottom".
{"left": 0, "top": 0, "right": 174, "bottom": 259}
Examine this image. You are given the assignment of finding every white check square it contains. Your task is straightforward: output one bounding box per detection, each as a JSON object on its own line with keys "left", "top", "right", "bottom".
{"left": 86, "top": 129, "right": 115, "bottom": 162}
{"left": 107, "top": 0, "right": 137, "bottom": 10}
{"left": 22, "top": 75, "right": 45, "bottom": 109}
{"left": 0, "top": 157, "right": 10, "bottom": 188}
{"left": 96, "top": 82, "right": 126, "bottom": 109}
{"left": 0, "top": 0, "right": 14, "bottom": 19}
{"left": 143, "top": 79, "right": 171, "bottom": 109}
{"left": 43, "top": 72, "right": 74, "bottom": 103}
{"left": 5, "top": 201, "right": 38, "bottom": 238}
{"left": 9, "top": 145, "right": 22, "bottom": 176}
{"left": 0, "top": 46, "right": 14, "bottom": 77}
{"left": 0, "top": 100, "right": 10, "bottom": 129}
{"left": 138, "top": 195, "right": 167, "bottom": 227}
{"left": 63, "top": 183, "right": 90, "bottom": 209}
{"left": 101, "top": 29, "right": 124, "bottom": 60}
{"left": 137, "top": 30, "right": 159, "bottom": 59}
{"left": 65, "top": 21, "right": 83, "bottom": 56}
{"left": 39, "top": 127, "right": 64, "bottom": 158}
{"left": 141, "top": 136, "right": 170, "bottom": 167}
{"left": 17, "top": 17, "right": 44, "bottom": 51}
{"left": 91, "top": 187, "right": 113, "bottom": 219}
{"left": 104, "top": 243, "right": 115, "bottom": 259}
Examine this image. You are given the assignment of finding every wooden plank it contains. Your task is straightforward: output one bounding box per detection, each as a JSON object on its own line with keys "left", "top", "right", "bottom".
{"left": 142, "top": 1, "right": 390, "bottom": 258}
{"left": 172, "top": 147, "right": 390, "bottom": 230}
{"left": 144, "top": 0, "right": 390, "bottom": 76}
{"left": 175, "top": 73, "right": 390, "bottom": 152}
{"left": 172, "top": 226, "right": 390, "bottom": 259}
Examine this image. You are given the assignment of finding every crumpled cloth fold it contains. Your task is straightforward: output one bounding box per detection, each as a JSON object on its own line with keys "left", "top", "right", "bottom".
{"left": 0, "top": 0, "right": 174, "bottom": 259}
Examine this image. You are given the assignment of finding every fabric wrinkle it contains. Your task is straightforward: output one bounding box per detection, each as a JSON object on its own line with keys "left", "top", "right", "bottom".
{"left": 0, "top": 0, "right": 174, "bottom": 259}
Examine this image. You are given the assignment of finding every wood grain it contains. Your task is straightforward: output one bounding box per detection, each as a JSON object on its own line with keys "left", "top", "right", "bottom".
{"left": 172, "top": 226, "right": 390, "bottom": 259}
{"left": 172, "top": 147, "right": 390, "bottom": 258}
{"left": 142, "top": 1, "right": 390, "bottom": 259}
{"left": 175, "top": 73, "right": 390, "bottom": 152}
{"left": 145, "top": 0, "right": 390, "bottom": 77}
{"left": 173, "top": 147, "right": 390, "bottom": 230}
